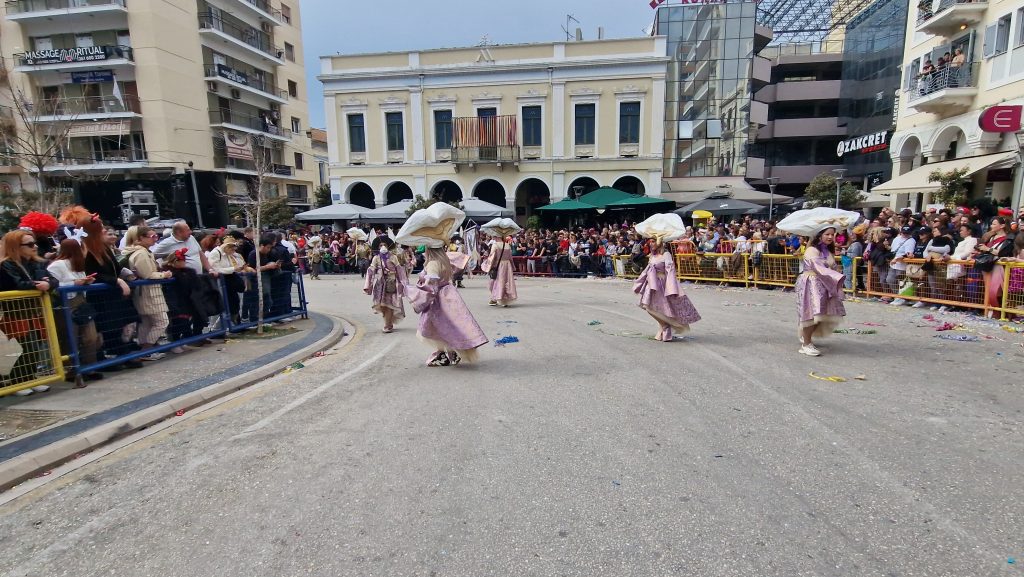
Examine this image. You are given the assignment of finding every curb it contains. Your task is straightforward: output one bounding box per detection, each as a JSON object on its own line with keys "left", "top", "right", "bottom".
{"left": 0, "top": 312, "right": 351, "bottom": 491}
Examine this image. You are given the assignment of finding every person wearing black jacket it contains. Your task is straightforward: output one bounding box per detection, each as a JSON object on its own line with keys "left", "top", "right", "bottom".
{"left": 0, "top": 230, "right": 59, "bottom": 391}
{"left": 82, "top": 227, "right": 142, "bottom": 370}
{"left": 268, "top": 233, "right": 295, "bottom": 317}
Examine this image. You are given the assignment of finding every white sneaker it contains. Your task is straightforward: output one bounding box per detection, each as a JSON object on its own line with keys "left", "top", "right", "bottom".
{"left": 799, "top": 344, "right": 821, "bottom": 357}
{"left": 14, "top": 388, "right": 33, "bottom": 396}
{"left": 140, "top": 352, "right": 166, "bottom": 361}
{"left": 31, "top": 385, "right": 50, "bottom": 393}
{"left": 930, "top": 305, "right": 940, "bottom": 311}
{"left": 911, "top": 301, "right": 926, "bottom": 308}
{"left": 891, "top": 298, "right": 907, "bottom": 306}
{"left": 938, "top": 305, "right": 950, "bottom": 312}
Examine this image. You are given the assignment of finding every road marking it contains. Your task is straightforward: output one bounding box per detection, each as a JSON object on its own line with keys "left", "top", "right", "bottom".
{"left": 232, "top": 339, "right": 399, "bottom": 439}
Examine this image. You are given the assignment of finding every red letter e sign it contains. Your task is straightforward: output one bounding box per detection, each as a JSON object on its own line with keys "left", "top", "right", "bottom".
{"left": 979, "top": 105, "right": 1022, "bottom": 133}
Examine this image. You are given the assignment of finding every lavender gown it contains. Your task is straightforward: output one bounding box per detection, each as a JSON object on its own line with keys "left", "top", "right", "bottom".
{"left": 486, "top": 243, "right": 517, "bottom": 305}
{"left": 633, "top": 252, "right": 701, "bottom": 335}
{"left": 364, "top": 253, "right": 407, "bottom": 321}
{"left": 406, "top": 261, "right": 488, "bottom": 361}
{"left": 795, "top": 246, "right": 846, "bottom": 337}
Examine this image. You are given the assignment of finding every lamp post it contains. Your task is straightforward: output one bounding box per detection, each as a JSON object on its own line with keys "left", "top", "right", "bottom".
{"left": 832, "top": 168, "right": 847, "bottom": 209}
{"left": 187, "top": 161, "right": 204, "bottom": 229}
{"left": 766, "top": 177, "right": 779, "bottom": 222}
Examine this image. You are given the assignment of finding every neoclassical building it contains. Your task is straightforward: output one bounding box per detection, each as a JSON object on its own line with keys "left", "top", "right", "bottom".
{"left": 318, "top": 37, "right": 668, "bottom": 222}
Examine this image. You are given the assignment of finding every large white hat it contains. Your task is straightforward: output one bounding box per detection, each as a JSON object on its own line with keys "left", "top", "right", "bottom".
{"left": 777, "top": 207, "right": 862, "bottom": 238}
{"left": 395, "top": 202, "right": 465, "bottom": 248}
{"left": 635, "top": 213, "right": 687, "bottom": 243}
{"left": 346, "top": 227, "right": 368, "bottom": 242}
{"left": 480, "top": 217, "right": 522, "bottom": 238}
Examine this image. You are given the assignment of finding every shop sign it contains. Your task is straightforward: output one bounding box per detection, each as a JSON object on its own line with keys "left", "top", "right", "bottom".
{"left": 837, "top": 131, "right": 890, "bottom": 158}
{"left": 978, "top": 105, "right": 1022, "bottom": 133}
{"left": 70, "top": 70, "right": 114, "bottom": 83}
{"left": 224, "top": 130, "right": 254, "bottom": 160}
{"left": 22, "top": 46, "right": 108, "bottom": 66}
{"left": 67, "top": 121, "right": 129, "bottom": 137}
{"left": 216, "top": 64, "right": 249, "bottom": 86}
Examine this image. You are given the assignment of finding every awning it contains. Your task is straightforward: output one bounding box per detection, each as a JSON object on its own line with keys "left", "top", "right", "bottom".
{"left": 603, "top": 195, "right": 677, "bottom": 210}
{"left": 536, "top": 198, "right": 598, "bottom": 212}
{"left": 872, "top": 151, "right": 1018, "bottom": 196}
{"left": 661, "top": 176, "right": 753, "bottom": 193}
{"left": 660, "top": 183, "right": 793, "bottom": 206}
{"left": 294, "top": 203, "right": 365, "bottom": 221}
{"left": 461, "top": 198, "right": 513, "bottom": 219}
{"left": 576, "top": 187, "right": 635, "bottom": 208}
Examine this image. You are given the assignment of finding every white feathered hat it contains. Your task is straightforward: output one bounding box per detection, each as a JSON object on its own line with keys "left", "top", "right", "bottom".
{"left": 635, "top": 213, "right": 687, "bottom": 243}
{"left": 346, "top": 227, "right": 368, "bottom": 242}
{"left": 776, "top": 207, "right": 862, "bottom": 238}
{"left": 395, "top": 202, "right": 465, "bottom": 248}
{"left": 480, "top": 217, "right": 522, "bottom": 238}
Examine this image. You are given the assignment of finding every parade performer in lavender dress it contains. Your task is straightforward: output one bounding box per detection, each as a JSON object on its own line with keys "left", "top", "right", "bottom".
{"left": 363, "top": 236, "right": 407, "bottom": 333}
{"left": 777, "top": 207, "right": 861, "bottom": 357}
{"left": 397, "top": 203, "right": 488, "bottom": 367}
{"left": 481, "top": 218, "right": 521, "bottom": 307}
{"left": 632, "top": 213, "right": 701, "bottom": 342}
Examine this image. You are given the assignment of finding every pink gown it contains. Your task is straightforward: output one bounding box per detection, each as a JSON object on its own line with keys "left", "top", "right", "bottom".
{"left": 405, "top": 261, "right": 488, "bottom": 361}
{"left": 364, "top": 253, "right": 407, "bottom": 321}
{"left": 795, "top": 246, "right": 846, "bottom": 337}
{"left": 486, "top": 243, "right": 518, "bottom": 305}
{"left": 633, "top": 252, "right": 701, "bottom": 336}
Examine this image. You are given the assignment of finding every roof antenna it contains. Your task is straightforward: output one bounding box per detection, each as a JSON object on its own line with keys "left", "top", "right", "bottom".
{"left": 561, "top": 14, "right": 579, "bottom": 42}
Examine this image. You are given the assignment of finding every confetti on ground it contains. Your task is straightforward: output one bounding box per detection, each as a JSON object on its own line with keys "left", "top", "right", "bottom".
{"left": 859, "top": 322, "right": 886, "bottom": 327}
{"left": 936, "top": 334, "right": 980, "bottom": 342}
{"left": 809, "top": 372, "right": 847, "bottom": 383}
{"left": 587, "top": 320, "right": 603, "bottom": 326}
{"left": 496, "top": 320, "right": 518, "bottom": 325}
{"left": 722, "top": 301, "right": 770, "bottom": 307}
{"left": 833, "top": 328, "right": 877, "bottom": 334}
{"left": 494, "top": 336, "right": 520, "bottom": 346}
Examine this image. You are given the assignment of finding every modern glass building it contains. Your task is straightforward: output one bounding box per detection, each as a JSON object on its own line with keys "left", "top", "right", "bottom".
{"left": 837, "top": 0, "right": 909, "bottom": 190}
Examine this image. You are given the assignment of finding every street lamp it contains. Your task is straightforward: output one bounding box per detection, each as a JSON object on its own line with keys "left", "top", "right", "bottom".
{"left": 766, "top": 177, "right": 779, "bottom": 222}
{"left": 187, "top": 161, "right": 204, "bottom": 229}
{"left": 832, "top": 168, "right": 847, "bottom": 209}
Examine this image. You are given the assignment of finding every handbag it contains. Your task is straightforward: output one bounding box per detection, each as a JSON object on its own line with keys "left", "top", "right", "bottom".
{"left": 70, "top": 299, "right": 97, "bottom": 326}
{"left": 905, "top": 264, "right": 926, "bottom": 280}
{"left": 898, "top": 279, "right": 916, "bottom": 297}
{"left": 973, "top": 252, "right": 997, "bottom": 272}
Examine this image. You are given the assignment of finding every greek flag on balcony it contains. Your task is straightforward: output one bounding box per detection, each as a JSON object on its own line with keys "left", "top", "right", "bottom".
{"left": 112, "top": 74, "right": 125, "bottom": 109}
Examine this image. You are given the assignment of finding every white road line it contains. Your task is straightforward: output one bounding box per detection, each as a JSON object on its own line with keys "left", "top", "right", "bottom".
{"left": 232, "top": 340, "right": 399, "bottom": 438}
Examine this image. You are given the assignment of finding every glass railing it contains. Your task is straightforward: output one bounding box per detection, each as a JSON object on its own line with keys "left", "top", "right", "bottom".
{"left": 759, "top": 40, "right": 844, "bottom": 58}
{"left": 16, "top": 45, "right": 133, "bottom": 66}
{"left": 204, "top": 64, "right": 287, "bottom": 99}
{"left": 209, "top": 108, "right": 292, "bottom": 138}
{"left": 905, "top": 62, "right": 978, "bottom": 100}
{"left": 36, "top": 94, "right": 141, "bottom": 116}
{"left": 198, "top": 12, "right": 283, "bottom": 60}
{"left": 5, "top": 0, "right": 125, "bottom": 14}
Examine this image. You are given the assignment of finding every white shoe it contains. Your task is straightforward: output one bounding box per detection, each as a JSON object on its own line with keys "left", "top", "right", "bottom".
{"left": 799, "top": 344, "right": 821, "bottom": 357}
{"left": 911, "top": 301, "right": 926, "bottom": 308}
{"left": 930, "top": 305, "right": 940, "bottom": 311}
{"left": 891, "top": 298, "right": 907, "bottom": 306}
{"left": 938, "top": 306, "right": 950, "bottom": 312}
{"left": 14, "top": 388, "right": 33, "bottom": 396}
{"left": 140, "top": 352, "right": 166, "bottom": 361}
{"left": 31, "top": 385, "right": 50, "bottom": 393}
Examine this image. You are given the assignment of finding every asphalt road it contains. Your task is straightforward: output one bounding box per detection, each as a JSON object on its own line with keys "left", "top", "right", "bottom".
{"left": 1, "top": 274, "right": 1022, "bottom": 577}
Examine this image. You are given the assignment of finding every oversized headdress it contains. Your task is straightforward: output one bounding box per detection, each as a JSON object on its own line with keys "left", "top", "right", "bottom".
{"left": 346, "top": 227, "right": 368, "bottom": 242}
{"left": 777, "top": 207, "right": 863, "bottom": 238}
{"left": 480, "top": 217, "right": 522, "bottom": 238}
{"left": 395, "top": 202, "right": 465, "bottom": 249}
{"left": 634, "top": 213, "right": 687, "bottom": 244}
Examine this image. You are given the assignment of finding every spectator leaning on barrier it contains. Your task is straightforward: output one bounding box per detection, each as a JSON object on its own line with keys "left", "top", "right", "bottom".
{"left": 208, "top": 236, "right": 252, "bottom": 325}
{"left": 124, "top": 226, "right": 172, "bottom": 361}
{"left": 0, "top": 229, "right": 58, "bottom": 392}
{"left": 888, "top": 226, "right": 917, "bottom": 305}
{"left": 245, "top": 234, "right": 281, "bottom": 322}
{"left": 151, "top": 221, "right": 219, "bottom": 278}
{"left": 47, "top": 238, "right": 104, "bottom": 383}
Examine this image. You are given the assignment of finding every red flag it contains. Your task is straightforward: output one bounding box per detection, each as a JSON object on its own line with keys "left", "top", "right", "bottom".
{"left": 649, "top": 0, "right": 665, "bottom": 8}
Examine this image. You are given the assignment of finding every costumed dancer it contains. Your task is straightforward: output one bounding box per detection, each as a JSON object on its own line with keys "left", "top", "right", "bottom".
{"left": 777, "top": 207, "right": 860, "bottom": 357}
{"left": 632, "top": 213, "right": 701, "bottom": 342}
{"left": 446, "top": 235, "right": 470, "bottom": 289}
{"left": 347, "top": 227, "right": 370, "bottom": 277}
{"left": 307, "top": 234, "right": 323, "bottom": 279}
{"left": 396, "top": 203, "right": 488, "bottom": 367}
{"left": 481, "top": 218, "right": 521, "bottom": 307}
{"left": 363, "top": 236, "right": 407, "bottom": 333}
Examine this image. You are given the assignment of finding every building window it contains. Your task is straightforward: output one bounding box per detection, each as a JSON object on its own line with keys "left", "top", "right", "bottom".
{"left": 287, "top": 80, "right": 298, "bottom": 98}
{"left": 434, "top": 109, "right": 452, "bottom": 149}
{"left": 291, "top": 116, "right": 300, "bottom": 133}
{"left": 522, "top": 106, "right": 542, "bottom": 147}
{"left": 386, "top": 111, "right": 404, "bottom": 151}
{"left": 986, "top": 14, "right": 1012, "bottom": 57}
{"left": 347, "top": 114, "right": 365, "bottom": 153}
{"left": 280, "top": 4, "right": 291, "bottom": 24}
{"left": 284, "top": 42, "right": 295, "bottom": 62}
{"left": 575, "top": 103, "right": 595, "bottom": 146}
{"left": 1017, "top": 8, "right": 1024, "bottom": 47}
{"left": 287, "top": 184, "right": 305, "bottom": 200}
{"left": 619, "top": 102, "right": 640, "bottom": 144}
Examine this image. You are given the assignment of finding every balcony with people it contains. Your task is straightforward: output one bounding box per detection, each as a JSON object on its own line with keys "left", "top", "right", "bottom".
{"left": 905, "top": 58, "right": 979, "bottom": 113}
{"left": 916, "top": 0, "right": 987, "bottom": 36}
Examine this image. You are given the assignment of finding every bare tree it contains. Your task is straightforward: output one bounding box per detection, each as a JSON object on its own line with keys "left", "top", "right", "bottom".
{"left": 0, "top": 58, "right": 78, "bottom": 215}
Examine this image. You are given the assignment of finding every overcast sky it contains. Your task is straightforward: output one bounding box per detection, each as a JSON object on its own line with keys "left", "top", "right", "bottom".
{"left": 299, "top": 0, "right": 656, "bottom": 128}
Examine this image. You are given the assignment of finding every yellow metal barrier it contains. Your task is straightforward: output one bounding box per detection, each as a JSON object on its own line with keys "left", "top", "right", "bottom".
{"left": 997, "top": 262, "right": 1024, "bottom": 321}
{"left": 675, "top": 252, "right": 750, "bottom": 286}
{"left": 864, "top": 258, "right": 989, "bottom": 313}
{"left": 0, "top": 290, "right": 65, "bottom": 396}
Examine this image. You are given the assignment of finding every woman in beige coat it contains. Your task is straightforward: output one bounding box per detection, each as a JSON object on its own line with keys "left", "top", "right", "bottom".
{"left": 123, "top": 226, "right": 172, "bottom": 360}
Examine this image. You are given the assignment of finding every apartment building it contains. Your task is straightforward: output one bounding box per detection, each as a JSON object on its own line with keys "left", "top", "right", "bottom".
{"left": 0, "top": 0, "right": 317, "bottom": 226}
{"left": 318, "top": 37, "right": 668, "bottom": 223}
{"left": 876, "top": 0, "right": 1024, "bottom": 210}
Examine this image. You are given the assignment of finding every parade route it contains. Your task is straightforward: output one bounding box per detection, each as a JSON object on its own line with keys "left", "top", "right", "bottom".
{"left": 0, "top": 275, "right": 1022, "bottom": 577}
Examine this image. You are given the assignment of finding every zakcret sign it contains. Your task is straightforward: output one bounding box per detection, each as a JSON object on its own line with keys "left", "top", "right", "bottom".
{"left": 836, "top": 131, "right": 890, "bottom": 158}
{"left": 978, "top": 105, "right": 1022, "bottom": 133}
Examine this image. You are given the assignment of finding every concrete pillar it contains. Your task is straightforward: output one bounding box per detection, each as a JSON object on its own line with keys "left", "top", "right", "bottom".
{"left": 552, "top": 81, "right": 565, "bottom": 160}
{"left": 552, "top": 171, "right": 566, "bottom": 201}
{"left": 410, "top": 88, "right": 424, "bottom": 163}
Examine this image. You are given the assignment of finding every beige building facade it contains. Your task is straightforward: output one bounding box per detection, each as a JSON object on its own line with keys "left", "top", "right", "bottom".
{"left": 318, "top": 37, "right": 668, "bottom": 223}
{"left": 880, "top": 0, "right": 1024, "bottom": 210}
{"left": 0, "top": 0, "right": 317, "bottom": 225}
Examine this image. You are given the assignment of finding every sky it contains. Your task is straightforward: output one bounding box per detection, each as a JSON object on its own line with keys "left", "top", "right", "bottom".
{"left": 298, "top": 0, "right": 656, "bottom": 128}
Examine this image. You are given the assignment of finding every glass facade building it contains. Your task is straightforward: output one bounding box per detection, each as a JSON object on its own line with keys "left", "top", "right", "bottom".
{"left": 837, "top": 0, "right": 908, "bottom": 189}
{"left": 655, "top": 2, "right": 759, "bottom": 179}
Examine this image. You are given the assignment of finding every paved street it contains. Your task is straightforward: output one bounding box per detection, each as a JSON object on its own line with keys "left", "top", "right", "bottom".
{"left": 1, "top": 274, "right": 1022, "bottom": 577}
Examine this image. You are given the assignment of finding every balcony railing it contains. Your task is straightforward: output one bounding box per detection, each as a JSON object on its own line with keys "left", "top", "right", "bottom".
{"left": 210, "top": 108, "right": 292, "bottom": 139}
{"left": 235, "top": 0, "right": 283, "bottom": 22}
{"left": 16, "top": 45, "right": 134, "bottom": 67}
{"left": 272, "top": 163, "right": 293, "bottom": 176}
{"left": 5, "top": 0, "right": 125, "bottom": 14}
{"left": 56, "top": 149, "right": 148, "bottom": 166}
{"left": 451, "top": 115, "right": 520, "bottom": 164}
{"left": 917, "top": 0, "right": 986, "bottom": 25}
{"left": 204, "top": 64, "right": 288, "bottom": 100}
{"left": 906, "top": 62, "right": 978, "bottom": 102}
{"left": 36, "top": 94, "right": 141, "bottom": 117}
{"left": 198, "top": 12, "right": 283, "bottom": 60}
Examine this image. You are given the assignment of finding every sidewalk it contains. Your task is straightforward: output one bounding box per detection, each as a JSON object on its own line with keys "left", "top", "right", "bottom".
{"left": 0, "top": 311, "right": 349, "bottom": 489}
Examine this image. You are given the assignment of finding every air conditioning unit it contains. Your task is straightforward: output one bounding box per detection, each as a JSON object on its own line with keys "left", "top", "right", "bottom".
{"left": 230, "top": 88, "right": 241, "bottom": 99}
{"left": 207, "top": 81, "right": 218, "bottom": 93}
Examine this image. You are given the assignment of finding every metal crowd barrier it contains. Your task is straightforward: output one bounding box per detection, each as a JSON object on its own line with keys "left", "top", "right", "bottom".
{"left": 48, "top": 271, "right": 307, "bottom": 388}
{"left": 0, "top": 290, "right": 66, "bottom": 396}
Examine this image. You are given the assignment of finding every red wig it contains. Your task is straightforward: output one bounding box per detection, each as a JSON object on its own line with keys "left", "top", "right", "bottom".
{"left": 19, "top": 212, "right": 59, "bottom": 236}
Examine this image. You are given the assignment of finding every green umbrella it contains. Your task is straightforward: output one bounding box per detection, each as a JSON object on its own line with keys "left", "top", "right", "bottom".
{"left": 536, "top": 198, "right": 598, "bottom": 211}
{"left": 603, "top": 196, "right": 677, "bottom": 210}
{"left": 576, "top": 187, "right": 636, "bottom": 208}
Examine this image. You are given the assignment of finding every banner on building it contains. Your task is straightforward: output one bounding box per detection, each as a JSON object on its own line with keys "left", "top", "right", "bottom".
{"left": 70, "top": 70, "right": 114, "bottom": 84}
{"left": 67, "top": 121, "right": 129, "bottom": 137}
{"left": 223, "top": 130, "right": 254, "bottom": 160}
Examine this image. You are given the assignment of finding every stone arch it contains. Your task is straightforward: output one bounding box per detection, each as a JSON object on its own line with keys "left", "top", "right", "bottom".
{"left": 384, "top": 181, "right": 413, "bottom": 204}
{"left": 514, "top": 177, "right": 551, "bottom": 223}
{"left": 347, "top": 181, "right": 375, "bottom": 209}
{"left": 567, "top": 175, "right": 600, "bottom": 198}
{"left": 472, "top": 178, "right": 506, "bottom": 207}
{"left": 612, "top": 175, "right": 645, "bottom": 195}
{"left": 929, "top": 125, "right": 967, "bottom": 160}
{"left": 430, "top": 180, "right": 463, "bottom": 203}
